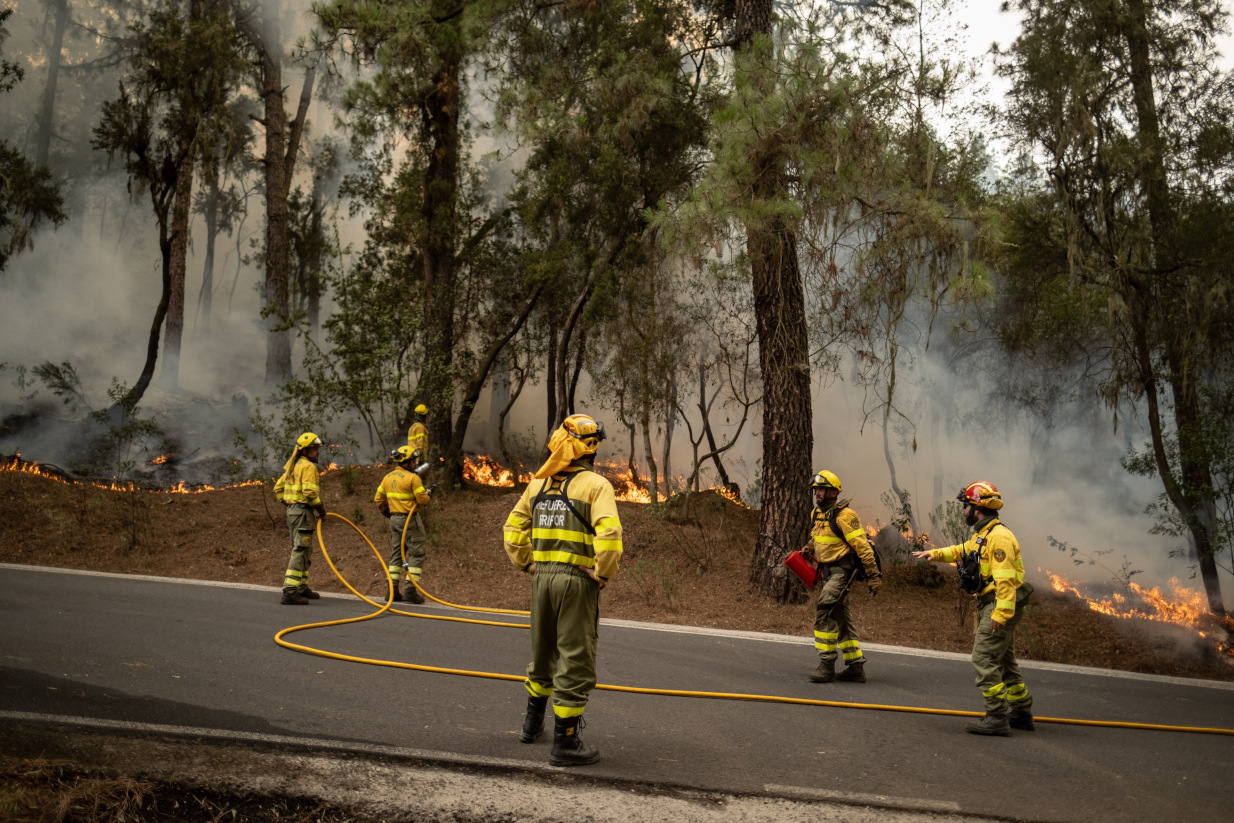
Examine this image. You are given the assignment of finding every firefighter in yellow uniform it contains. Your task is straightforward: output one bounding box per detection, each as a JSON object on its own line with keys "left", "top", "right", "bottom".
{"left": 374, "top": 446, "right": 432, "bottom": 604}
{"left": 913, "top": 481, "right": 1034, "bottom": 735}
{"left": 407, "top": 404, "right": 429, "bottom": 458}
{"left": 804, "top": 470, "right": 881, "bottom": 683}
{"left": 274, "top": 432, "right": 327, "bottom": 605}
{"left": 503, "top": 413, "right": 622, "bottom": 767}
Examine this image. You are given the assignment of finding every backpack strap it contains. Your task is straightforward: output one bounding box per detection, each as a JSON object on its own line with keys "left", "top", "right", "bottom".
{"left": 531, "top": 470, "right": 597, "bottom": 536}
{"left": 828, "top": 500, "right": 881, "bottom": 579}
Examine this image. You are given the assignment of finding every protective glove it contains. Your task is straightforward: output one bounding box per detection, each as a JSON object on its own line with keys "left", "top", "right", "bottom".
{"left": 867, "top": 576, "right": 882, "bottom": 595}
{"left": 989, "top": 618, "right": 1005, "bottom": 635}
{"left": 314, "top": 505, "right": 327, "bottom": 519}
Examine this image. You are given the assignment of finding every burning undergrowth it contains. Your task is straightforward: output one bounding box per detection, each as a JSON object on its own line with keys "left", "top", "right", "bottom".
{"left": 1042, "top": 569, "right": 1234, "bottom": 661}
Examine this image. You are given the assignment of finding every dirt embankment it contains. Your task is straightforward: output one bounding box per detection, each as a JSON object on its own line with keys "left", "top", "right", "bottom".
{"left": 2, "top": 463, "right": 1232, "bottom": 682}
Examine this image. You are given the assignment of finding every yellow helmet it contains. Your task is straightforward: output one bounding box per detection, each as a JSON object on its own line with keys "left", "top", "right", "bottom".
{"left": 811, "top": 469, "right": 841, "bottom": 492}
{"left": 958, "top": 480, "right": 1003, "bottom": 510}
{"left": 296, "top": 432, "right": 323, "bottom": 450}
{"left": 563, "top": 413, "right": 606, "bottom": 454}
{"left": 391, "top": 445, "right": 422, "bottom": 464}
{"left": 414, "top": 404, "right": 428, "bottom": 416}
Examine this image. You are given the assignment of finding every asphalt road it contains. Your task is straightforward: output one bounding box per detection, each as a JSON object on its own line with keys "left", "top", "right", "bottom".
{"left": 2, "top": 563, "right": 1233, "bottom": 822}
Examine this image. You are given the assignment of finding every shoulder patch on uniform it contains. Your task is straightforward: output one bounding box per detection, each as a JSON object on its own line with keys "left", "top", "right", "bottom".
{"left": 993, "top": 548, "right": 1006, "bottom": 562}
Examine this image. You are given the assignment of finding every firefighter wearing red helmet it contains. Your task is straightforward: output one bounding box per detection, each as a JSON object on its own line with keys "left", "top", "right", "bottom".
{"left": 503, "top": 413, "right": 623, "bottom": 767}
{"left": 804, "top": 470, "right": 882, "bottom": 684}
{"left": 913, "top": 481, "right": 1035, "bottom": 735}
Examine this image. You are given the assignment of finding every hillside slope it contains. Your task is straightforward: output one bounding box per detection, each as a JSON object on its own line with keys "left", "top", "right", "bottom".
{"left": 2, "top": 463, "right": 1231, "bottom": 682}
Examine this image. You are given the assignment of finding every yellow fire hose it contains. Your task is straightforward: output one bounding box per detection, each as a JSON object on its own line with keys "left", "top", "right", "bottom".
{"left": 273, "top": 513, "right": 1234, "bottom": 737}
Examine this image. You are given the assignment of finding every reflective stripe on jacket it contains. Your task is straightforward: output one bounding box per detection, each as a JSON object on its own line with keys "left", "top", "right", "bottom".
{"left": 407, "top": 422, "right": 429, "bottom": 456}
{"left": 274, "top": 457, "right": 321, "bottom": 506}
{"left": 503, "top": 465, "right": 623, "bottom": 582}
{"left": 374, "top": 468, "right": 430, "bottom": 515}
{"left": 807, "top": 504, "right": 878, "bottom": 577}
{"left": 928, "top": 518, "right": 1024, "bottom": 623}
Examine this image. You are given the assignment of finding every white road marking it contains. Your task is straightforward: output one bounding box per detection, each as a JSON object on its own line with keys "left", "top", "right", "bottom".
{"left": 6, "top": 562, "right": 1233, "bottom": 690}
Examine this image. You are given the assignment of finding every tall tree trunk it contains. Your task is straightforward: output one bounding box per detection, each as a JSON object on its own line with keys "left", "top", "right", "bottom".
{"left": 545, "top": 325, "right": 558, "bottom": 438}
{"left": 258, "top": 0, "right": 313, "bottom": 386}
{"left": 736, "top": 0, "right": 814, "bottom": 600}
{"left": 119, "top": 198, "right": 174, "bottom": 414}
{"left": 306, "top": 178, "right": 323, "bottom": 340}
{"left": 1123, "top": 0, "right": 1224, "bottom": 616}
{"left": 198, "top": 167, "right": 220, "bottom": 334}
{"left": 418, "top": 4, "right": 464, "bottom": 486}
{"left": 662, "top": 375, "right": 675, "bottom": 496}
{"left": 35, "top": 0, "right": 69, "bottom": 167}
{"left": 261, "top": 0, "right": 291, "bottom": 387}
{"left": 163, "top": 145, "right": 195, "bottom": 387}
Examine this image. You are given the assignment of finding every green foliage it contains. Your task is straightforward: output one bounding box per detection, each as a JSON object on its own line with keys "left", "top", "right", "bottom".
{"left": 629, "top": 556, "right": 677, "bottom": 608}
{"left": 338, "top": 464, "right": 361, "bottom": 496}
{"left": 1047, "top": 536, "right": 1144, "bottom": 593}
{"left": 32, "top": 361, "right": 90, "bottom": 410}
{"left": 0, "top": 7, "right": 66, "bottom": 272}
{"left": 90, "top": 379, "right": 165, "bottom": 478}
{"left": 994, "top": 0, "right": 1234, "bottom": 611}
{"left": 928, "top": 499, "right": 969, "bottom": 549}
{"left": 880, "top": 488, "right": 931, "bottom": 559}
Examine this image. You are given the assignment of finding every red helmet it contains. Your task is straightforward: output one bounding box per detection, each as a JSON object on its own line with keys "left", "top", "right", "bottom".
{"left": 957, "top": 480, "right": 1003, "bottom": 511}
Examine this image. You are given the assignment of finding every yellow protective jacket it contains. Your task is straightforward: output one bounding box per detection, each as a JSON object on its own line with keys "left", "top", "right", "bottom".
{"left": 927, "top": 517, "right": 1024, "bottom": 624}
{"left": 374, "top": 467, "right": 430, "bottom": 515}
{"left": 805, "top": 502, "right": 878, "bottom": 578}
{"left": 274, "top": 457, "right": 322, "bottom": 507}
{"left": 407, "top": 422, "right": 429, "bottom": 457}
{"left": 503, "top": 463, "right": 623, "bottom": 583}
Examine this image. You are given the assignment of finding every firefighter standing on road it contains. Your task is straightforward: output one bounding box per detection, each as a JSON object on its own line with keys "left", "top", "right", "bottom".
{"left": 804, "top": 470, "right": 882, "bottom": 683}
{"left": 274, "top": 432, "right": 327, "bottom": 605}
{"left": 913, "top": 481, "right": 1035, "bottom": 736}
{"left": 407, "top": 404, "right": 429, "bottom": 458}
{"left": 503, "top": 413, "right": 622, "bottom": 767}
{"left": 375, "top": 446, "right": 432, "bottom": 604}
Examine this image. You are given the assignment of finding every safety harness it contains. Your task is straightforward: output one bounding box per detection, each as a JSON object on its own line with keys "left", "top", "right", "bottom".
{"left": 816, "top": 500, "right": 882, "bottom": 582}
{"left": 958, "top": 524, "right": 1004, "bottom": 595}
{"left": 531, "top": 469, "right": 596, "bottom": 536}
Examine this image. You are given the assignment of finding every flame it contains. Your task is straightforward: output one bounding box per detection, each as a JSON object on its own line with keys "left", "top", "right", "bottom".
{"left": 462, "top": 454, "right": 746, "bottom": 506}
{"left": 1042, "top": 568, "right": 1234, "bottom": 658}
{"left": 594, "top": 459, "right": 658, "bottom": 503}
{"left": 1, "top": 454, "right": 263, "bottom": 494}
{"left": 463, "top": 454, "right": 530, "bottom": 487}
{"left": 151, "top": 454, "right": 172, "bottom": 465}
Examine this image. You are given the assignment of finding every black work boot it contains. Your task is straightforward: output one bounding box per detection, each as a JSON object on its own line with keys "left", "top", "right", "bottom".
{"left": 390, "top": 587, "right": 403, "bottom": 602}
{"left": 280, "top": 591, "right": 309, "bottom": 605}
{"left": 520, "top": 696, "right": 549, "bottom": 743}
{"left": 1008, "top": 709, "right": 1036, "bottom": 731}
{"left": 808, "top": 659, "right": 836, "bottom": 683}
{"left": 836, "top": 661, "right": 866, "bottom": 682}
{"left": 406, "top": 582, "right": 425, "bottom": 605}
{"left": 965, "top": 714, "right": 1011, "bottom": 736}
{"left": 549, "top": 715, "right": 600, "bottom": 766}
{"left": 297, "top": 587, "right": 320, "bottom": 600}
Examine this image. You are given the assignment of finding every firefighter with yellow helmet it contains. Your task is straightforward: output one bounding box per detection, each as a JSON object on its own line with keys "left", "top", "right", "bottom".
{"left": 407, "top": 404, "right": 429, "bottom": 459}
{"left": 804, "top": 470, "right": 882, "bottom": 683}
{"left": 374, "top": 445, "right": 432, "bottom": 604}
{"left": 913, "top": 481, "right": 1034, "bottom": 735}
{"left": 274, "top": 432, "right": 327, "bottom": 605}
{"left": 503, "top": 413, "right": 623, "bottom": 767}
